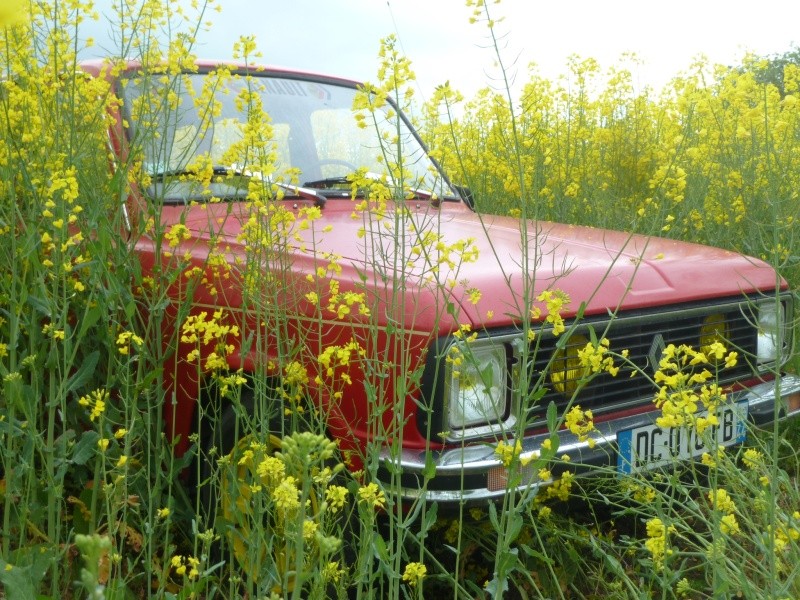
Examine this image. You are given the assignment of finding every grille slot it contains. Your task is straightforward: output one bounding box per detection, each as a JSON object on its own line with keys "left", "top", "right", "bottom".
{"left": 525, "top": 301, "right": 758, "bottom": 423}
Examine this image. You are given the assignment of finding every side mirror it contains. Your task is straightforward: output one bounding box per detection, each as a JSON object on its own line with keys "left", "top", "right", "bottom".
{"left": 453, "top": 185, "right": 475, "bottom": 211}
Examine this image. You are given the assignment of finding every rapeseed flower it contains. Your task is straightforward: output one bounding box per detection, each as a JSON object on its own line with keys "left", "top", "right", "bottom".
{"left": 644, "top": 517, "right": 676, "bottom": 569}
{"left": 564, "top": 405, "right": 597, "bottom": 447}
{"left": 78, "top": 389, "right": 109, "bottom": 422}
{"left": 402, "top": 562, "right": 427, "bottom": 587}
{"left": 357, "top": 482, "right": 386, "bottom": 509}
{"left": 494, "top": 439, "right": 522, "bottom": 467}
{"left": 325, "top": 485, "right": 349, "bottom": 513}
{"left": 0, "top": 0, "right": 26, "bottom": 26}
{"left": 272, "top": 476, "right": 300, "bottom": 512}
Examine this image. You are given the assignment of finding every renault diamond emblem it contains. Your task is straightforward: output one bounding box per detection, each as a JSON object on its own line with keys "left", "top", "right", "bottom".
{"left": 648, "top": 333, "right": 666, "bottom": 373}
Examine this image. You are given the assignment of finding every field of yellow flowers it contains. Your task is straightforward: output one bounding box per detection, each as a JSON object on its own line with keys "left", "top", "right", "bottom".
{"left": 0, "top": 2, "right": 798, "bottom": 599}
{"left": 421, "top": 53, "right": 800, "bottom": 289}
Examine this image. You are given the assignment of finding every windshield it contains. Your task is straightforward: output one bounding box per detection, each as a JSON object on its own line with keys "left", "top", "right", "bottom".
{"left": 120, "top": 70, "right": 457, "bottom": 203}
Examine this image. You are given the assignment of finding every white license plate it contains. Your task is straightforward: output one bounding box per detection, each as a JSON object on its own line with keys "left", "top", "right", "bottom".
{"left": 617, "top": 401, "right": 748, "bottom": 475}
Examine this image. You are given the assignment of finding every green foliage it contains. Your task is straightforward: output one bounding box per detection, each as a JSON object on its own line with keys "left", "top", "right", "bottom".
{"left": 745, "top": 45, "right": 800, "bottom": 97}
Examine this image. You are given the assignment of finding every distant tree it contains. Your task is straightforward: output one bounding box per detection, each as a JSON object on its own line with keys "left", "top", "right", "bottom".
{"left": 746, "top": 45, "right": 800, "bottom": 96}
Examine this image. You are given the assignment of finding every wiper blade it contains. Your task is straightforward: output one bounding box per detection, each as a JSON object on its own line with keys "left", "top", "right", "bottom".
{"left": 302, "top": 176, "right": 350, "bottom": 189}
{"left": 150, "top": 165, "right": 234, "bottom": 180}
{"left": 303, "top": 173, "right": 446, "bottom": 203}
{"left": 273, "top": 182, "right": 327, "bottom": 208}
{"left": 151, "top": 165, "right": 326, "bottom": 208}
{"left": 222, "top": 163, "right": 326, "bottom": 207}
{"left": 148, "top": 166, "right": 249, "bottom": 205}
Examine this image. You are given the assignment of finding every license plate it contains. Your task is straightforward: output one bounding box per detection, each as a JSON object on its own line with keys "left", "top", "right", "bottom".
{"left": 617, "top": 401, "right": 748, "bottom": 475}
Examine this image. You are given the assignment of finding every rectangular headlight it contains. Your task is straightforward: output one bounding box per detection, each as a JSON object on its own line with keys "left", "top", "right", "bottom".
{"left": 757, "top": 299, "right": 789, "bottom": 367}
{"left": 446, "top": 341, "right": 508, "bottom": 430}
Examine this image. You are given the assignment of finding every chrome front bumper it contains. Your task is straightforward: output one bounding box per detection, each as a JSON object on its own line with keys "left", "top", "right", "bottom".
{"left": 377, "top": 375, "right": 800, "bottom": 504}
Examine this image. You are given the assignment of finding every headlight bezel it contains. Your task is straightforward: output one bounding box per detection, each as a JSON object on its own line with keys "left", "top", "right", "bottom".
{"left": 442, "top": 335, "right": 515, "bottom": 441}
{"left": 755, "top": 297, "right": 792, "bottom": 369}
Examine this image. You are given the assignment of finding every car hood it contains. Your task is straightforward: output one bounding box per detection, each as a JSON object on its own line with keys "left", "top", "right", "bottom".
{"left": 172, "top": 201, "right": 781, "bottom": 331}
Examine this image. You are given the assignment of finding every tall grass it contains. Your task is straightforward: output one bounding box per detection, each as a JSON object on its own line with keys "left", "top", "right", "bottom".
{"left": 0, "top": 2, "right": 798, "bottom": 600}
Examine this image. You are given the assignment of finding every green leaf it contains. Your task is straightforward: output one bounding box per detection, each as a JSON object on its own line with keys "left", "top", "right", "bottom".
{"left": 0, "top": 545, "right": 53, "bottom": 600}
{"left": 422, "top": 450, "right": 436, "bottom": 480}
{"left": 480, "top": 363, "right": 495, "bottom": 389}
{"left": 66, "top": 351, "right": 99, "bottom": 393}
{"left": 72, "top": 430, "right": 100, "bottom": 466}
{"left": 422, "top": 501, "right": 438, "bottom": 531}
{"left": 497, "top": 547, "right": 519, "bottom": 575}
{"left": 77, "top": 305, "right": 102, "bottom": 338}
{"left": 575, "top": 301, "right": 587, "bottom": 320}
{"left": 26, "top": 294, "right": 50, "bottom": 318}
{"left": 0, "top": 562, "right": 36, "bottom": 600}
{"left": 519, "top": 543, "right": 555, "bottom": 565}
{"left": 506, "top": 511, "right": 523, "bottom": 543}
{"left": 546, "top": 400, "right": 557, "bottom": 432}
{"left": 371, "top": 531, "right": 389, "bottom": 563}
{"left": 484, "top": 576, "right": 509, "bottom": 597}
{"left": 488, "top": 501, "right": 499, "bottom": 531}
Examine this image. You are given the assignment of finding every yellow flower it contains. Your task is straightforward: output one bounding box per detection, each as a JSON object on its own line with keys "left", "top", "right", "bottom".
{"left": 644, "top": 517, "right": 676, "bottom": 569}
{"left": 536, "top": 290, "right": 570, "bottom": 336}
{"left": 116, "top": 331, "right": 143, "bottom": 355}
{"left": 564, "top": 405, "right": 597, "bottom": 444}
{"left": 720, "top": 514, "right": 740, "bottom": 536}
{"left": 322, "top": 561, "right": 345, "bottom": 583}
{"left": 78, "top": 389, "right": 109, "bottom": 422}
{"left": 325, "top": 485, "right": 349, "bottom": 513}
{"left": 494, "top": 439, "right": 522, "bottom": 468}
{"left": 402, "top": 562, "right": 427, "bottom": 587}
{"left": 116, "top": 455, "right": 128, "bottom": 468}
{"left": 273, "top": 476, "right": 300, "bottom": 512}
{"left": 742, "top": 448, "right": 764, "bottom": 470}
{"left": 302, "top": 519, "right": 318, "bottom": 541}
{"left": 164, "top": 223, "right": 191, "bottom": 248}
{"left": 708, "top": 488, "right": 736, "bottom": 515}
{"left": 357, "top": 482, "right": 386, "bottom": 509}
{"left": 42, "top": 323, "right": 65, "bottom": 341}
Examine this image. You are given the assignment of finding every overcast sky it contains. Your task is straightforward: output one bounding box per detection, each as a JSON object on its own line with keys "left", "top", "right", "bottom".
{"left": 84, "top": 0, "right": 800, "bottom": 101}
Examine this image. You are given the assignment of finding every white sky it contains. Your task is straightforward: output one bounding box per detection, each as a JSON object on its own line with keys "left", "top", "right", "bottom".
{"left": 84, "top": 0, "right": 800, "bottom": 102}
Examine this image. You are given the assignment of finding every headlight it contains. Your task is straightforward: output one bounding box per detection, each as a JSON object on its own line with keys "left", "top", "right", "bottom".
{"left": 550, "top": 333, "right": 590, "bottom": 395}
{"left": 700, "top": 313, "right": 730, "bottom": 362}
{"left": 447, "top": 342, "right": 508, "bottom": 430}
{"left": 757, "top": 301, "right": 787, "bottom": 366}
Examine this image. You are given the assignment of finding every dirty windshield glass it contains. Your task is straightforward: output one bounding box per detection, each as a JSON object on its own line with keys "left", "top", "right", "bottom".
{"left": 120, "top": 70, "right": 456, "bottom": 202}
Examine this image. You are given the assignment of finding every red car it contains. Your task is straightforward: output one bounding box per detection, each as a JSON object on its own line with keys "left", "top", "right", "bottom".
{"left": 83, "top": 59, "right": 800, "bottom": 504}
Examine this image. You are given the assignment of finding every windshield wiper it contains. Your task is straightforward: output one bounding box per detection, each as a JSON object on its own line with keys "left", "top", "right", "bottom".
{"left": 148, "top": 166, "right": 249, "bottom": 205}
{"left": 302, "top": 173, "right": 451, "bottom": 203}
{"left": 150, "top": 166, "right": 233, "bottom": 180}
{"left": 273, "top": 182, "right": 327, "bottom": 208}
{"left": 151, "top": 165, "right": 327, "bottom": 208}
{"left": 303, "top": 176, "right": 350, "bottom": 189}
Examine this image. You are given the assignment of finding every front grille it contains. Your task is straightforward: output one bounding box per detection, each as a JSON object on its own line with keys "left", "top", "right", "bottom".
{"left": 525, "top": 299, "right": 759, "bottom": 424}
